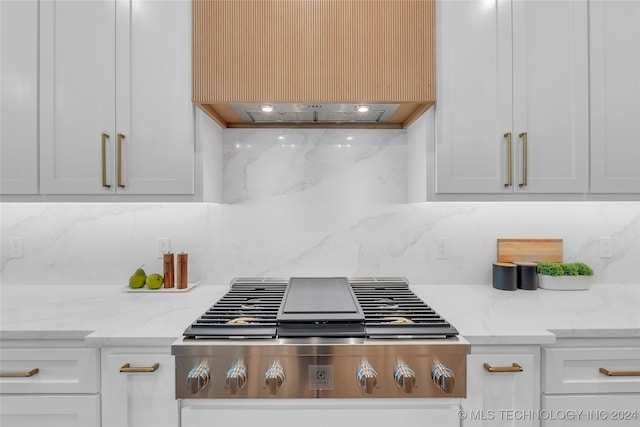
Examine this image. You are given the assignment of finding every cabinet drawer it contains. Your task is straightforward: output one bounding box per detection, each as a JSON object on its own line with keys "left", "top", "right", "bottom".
{"left": 0, "top": 394, "right": 100, "bottom": 427}
{"left": 101, "top": 348, "right": 178, "bottom": 427}
{"left": 542, "top": 394, "right": 640, "bottom": 426}
{"left": 542, "top": 347, "right": 640, "bottom": 394}
{"left": 0, "top": 347, "right": 99, "bottom": 394}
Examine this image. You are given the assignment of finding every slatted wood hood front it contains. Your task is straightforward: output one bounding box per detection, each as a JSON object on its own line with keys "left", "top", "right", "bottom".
{"left": 193, "top": 0, "right": 435, "bottom": 128}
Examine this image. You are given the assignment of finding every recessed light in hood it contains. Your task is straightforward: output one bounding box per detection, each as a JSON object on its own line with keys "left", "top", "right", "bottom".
{"left": 232, "top": 103, "right": 399, "bottom": 124}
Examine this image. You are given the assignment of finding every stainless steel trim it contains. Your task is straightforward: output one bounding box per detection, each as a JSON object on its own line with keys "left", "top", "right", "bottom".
{"left": 173, "top": 338, "right": 469, "bottom": 399}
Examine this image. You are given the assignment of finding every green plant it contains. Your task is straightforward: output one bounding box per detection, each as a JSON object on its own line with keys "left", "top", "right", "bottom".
{"left": 537, "top": 262, "right": 564, "bottom": 276}
{"left": 574, "top": 262, "right": 594, "bottom": 276}
{"left": 537, "top": 262, "right": 594, "bottom": 276}
{"left": 561, "top": 263, "right": 580, "bottom": 276}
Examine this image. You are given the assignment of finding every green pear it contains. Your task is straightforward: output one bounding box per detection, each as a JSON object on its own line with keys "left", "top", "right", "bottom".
{"left": 129, "top": 266, "right": 147, "bottom": 289}
{"left": 146, "top": 273, "right": 164, "bottom": 290}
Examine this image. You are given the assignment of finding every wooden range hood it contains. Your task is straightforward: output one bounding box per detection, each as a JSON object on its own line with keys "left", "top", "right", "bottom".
{"left": 193, "top": 0, "right": 435, "bottom": 129}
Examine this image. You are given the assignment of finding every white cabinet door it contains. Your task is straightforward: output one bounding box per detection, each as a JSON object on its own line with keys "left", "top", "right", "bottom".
{"left": 39, "top": 0, "right": 117, "bottom": 194}
{"left": 39, "top": 0, "right": 194, "bottom": 196}
{"left": 0, "top": 395, "right": 100, "bottom": 427}
{"left": 435, "top": 0, "right": 513, "bottom": 193}
{"left": 589, "top": 0, "right": 640, "bottom": 194}
{"left": 101, "top": 348, "right": 178, "bottom": 427}
{"left": 115, "top": 0, "right": 194, "bottom": 194}
{"left": 0, "top": 0, "right": 39, "bottom": 194}
{"left": 512, "top": 0, "right": 588, "bottom": 193}
{"left": 463, "top": 354, "right": 536, "bottom": 427}
{"left": 436, "top": 0, "right": 589, "bottom": 194}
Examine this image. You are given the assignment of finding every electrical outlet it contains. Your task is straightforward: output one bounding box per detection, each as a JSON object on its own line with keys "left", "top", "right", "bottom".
{"left": 9, "top": 237, "right": 23, "bottom": 259}
{"left": 599, "top": 237, "right": 612, "bottom": 258}
{"left": 157, "top": 237, "right": 171, "bottom": 259}
{"left": 436, "top": 237, "right": 449, "bottom": 259}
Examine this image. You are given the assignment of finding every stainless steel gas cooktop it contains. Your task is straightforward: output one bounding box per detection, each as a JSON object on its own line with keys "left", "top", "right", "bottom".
{"left": 172, "top": 277, "right": 469, "bottom": 399}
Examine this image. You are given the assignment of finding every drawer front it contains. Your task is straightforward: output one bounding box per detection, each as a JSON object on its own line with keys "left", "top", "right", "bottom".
{"left": 542, "top": 394, "right": 640, "bottom": 426}
{"left": 0, "top": 347, "right": 99, "bottom": 394}
{"left": 0, "top": 394, "right": 100, "bottom": 427}
{"left": 542, "top": 347, "right": 640, "bottom": 394}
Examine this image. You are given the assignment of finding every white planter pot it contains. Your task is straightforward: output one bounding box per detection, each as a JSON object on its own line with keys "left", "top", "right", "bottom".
{"left": 538, "top": 275, "right": 592, "bottom": 291}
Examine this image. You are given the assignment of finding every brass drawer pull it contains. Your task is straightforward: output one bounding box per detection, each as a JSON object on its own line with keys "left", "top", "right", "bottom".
{"left": 101, "top": 133, "right": 111, "bottom": 188}
{"left": 504, "top": 132, "right": 513, "bottom": 188}
{"left": 120, "top": 363, "right": 159, "bottom": 373}
{"left": 0, "top": 368, "right": 40, "bottom": 377}
{"left": 483, "top": 363, "right": 523, "bottom": 373}
{"left": 519, "top": 132, "right": 528, "bottom": 187}
{"left": 599, "top": 367, "right": 640, "bottom": 377}
{"left": 117, "top": 133, "right": 125, "bottom": 188}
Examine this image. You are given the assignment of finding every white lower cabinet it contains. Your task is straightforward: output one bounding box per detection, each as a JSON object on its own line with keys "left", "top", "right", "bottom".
{"left": 0, "top": 341, "right": 100, "bottom": 427}
{"left": 181, "top": 400, "right": 462, "bottom": 427}
{"left": 0, "top": 395, "right": 100, "bottom": 427}
{"left": 541, "top": 339, "right": 640, "bottom": 426}
{"left": 101, "top": 346, "right": 178, "bottom": 427}
{"left": 463, "top": 348, "right": 539, "bottom": 426}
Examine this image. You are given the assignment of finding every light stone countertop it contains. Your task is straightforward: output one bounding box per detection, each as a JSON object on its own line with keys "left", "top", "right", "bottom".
{"left": 1, "top": 283, "right": 639, "bottom": 346}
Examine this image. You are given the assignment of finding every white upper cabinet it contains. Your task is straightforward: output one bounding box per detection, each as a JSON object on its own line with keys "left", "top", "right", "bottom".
{"left": 0, "top": 0, "right": 39, "bottom": 194}
{"left": 436, "top": 0, "right": 589, "bottom": 194}
{"left": 39, "top": 0, "right": 116, "bottom": 194}
{"left": 115, "top": 0, "right": 194, "bottom": 195}
{"left": 39, "top": 0, "right": 194, "bottom": 195}
{"left": 589, "top": 0, "right": 640, "bottom": 194}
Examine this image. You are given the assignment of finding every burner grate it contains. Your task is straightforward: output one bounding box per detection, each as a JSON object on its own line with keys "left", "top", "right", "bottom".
{"left": 350, "top": 281, "right": 459, "bottom": 338}
{"left": 183, "top": 283, "right": 286, "bottom": 339}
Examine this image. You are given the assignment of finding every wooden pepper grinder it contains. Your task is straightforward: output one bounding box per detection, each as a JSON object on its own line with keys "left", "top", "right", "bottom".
{"left": 177, "top": 252, "right": 188, "bottom": 289}
{"left": 163, "top": 253, "right": 174, "bottom": 288}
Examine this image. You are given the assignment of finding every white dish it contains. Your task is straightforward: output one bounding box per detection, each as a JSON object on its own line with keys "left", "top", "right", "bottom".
{"left": 123, "top": 281, "right": 201, "bottom": 293}
{"left": 538, "top": 275, "right": 591, "bottom": 291}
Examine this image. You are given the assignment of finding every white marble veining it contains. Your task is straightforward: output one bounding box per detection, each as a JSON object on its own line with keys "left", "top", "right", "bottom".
{"left": 1, "top": 127, "right": 639, "bottom": 286}
{"left": 0, "top": 203, "right": 224, "bottom": 285}
{"left": 1, "top": 283, "right": 638, "bottom": 346}
{"left": 222, "top": 128, "right": 406, "bottom": 204}
{"left": 0, "top": 284, "right": 228, "bottom": 345}
{"left": 220, "top": 201, "right": 640, "bottom": 284}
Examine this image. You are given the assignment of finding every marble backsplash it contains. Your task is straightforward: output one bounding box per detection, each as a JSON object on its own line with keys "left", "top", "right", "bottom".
{"left": 1, "top": 128, "right": 639, "bottom": 286}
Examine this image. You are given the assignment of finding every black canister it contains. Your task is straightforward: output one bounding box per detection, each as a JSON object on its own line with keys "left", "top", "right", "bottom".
{"left": 492, "top": 262, "right": 517, "bottom": 291}
{"left": 515, "top": 261, "right": 538, "bottom": 290}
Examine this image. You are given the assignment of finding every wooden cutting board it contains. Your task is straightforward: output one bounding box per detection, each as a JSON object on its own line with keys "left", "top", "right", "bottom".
{"left": 497, "top": 238, "right": 563, "bottom": 263}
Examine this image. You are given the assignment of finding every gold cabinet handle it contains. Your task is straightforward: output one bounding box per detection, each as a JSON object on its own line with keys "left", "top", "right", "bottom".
{"left": 0, "top": 368, "right": 39, "bottom": 377}
{"left": 101, "top": 133, "right": 111, "bottom": 188}
{"left": 117, "top": 133, "right": 125, "bottom": 188}
{"left": 504, "top": 132, "right": 513, "bottom": 188}
{"left": 599, "top": 367, "right": 640, "bottom": 377}
{"left": 120, "top": 363, "right": 159, "bottom": 373}
{"left": 519, "top": 132, "right": 528, "bottom": 187}
{"left": 483, "top": 363, "right": 523, "bottom": 373}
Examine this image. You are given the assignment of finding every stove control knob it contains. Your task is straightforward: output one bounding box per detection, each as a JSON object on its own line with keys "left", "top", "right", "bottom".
{"left": 357, "top": 362, "right": 378, "bottom": 394}
{"left": 394, "top": 362, "right": 416, "bottom": 394}
{"left": 431, "top": 361, "right": 455, "bottom": 394}
{"left": 225, "top": 361, "right": 247, "bottom": 395}
{"left": 264, "top": 362, "right": 285, "bottom": 395}
{"left": 186, "top": 362, "right": 210, "bottom": 395}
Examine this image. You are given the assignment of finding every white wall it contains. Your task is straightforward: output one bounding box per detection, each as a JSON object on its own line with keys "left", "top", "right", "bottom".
{"left": 1, "top": 126, "right": 638, "bottom": 286}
